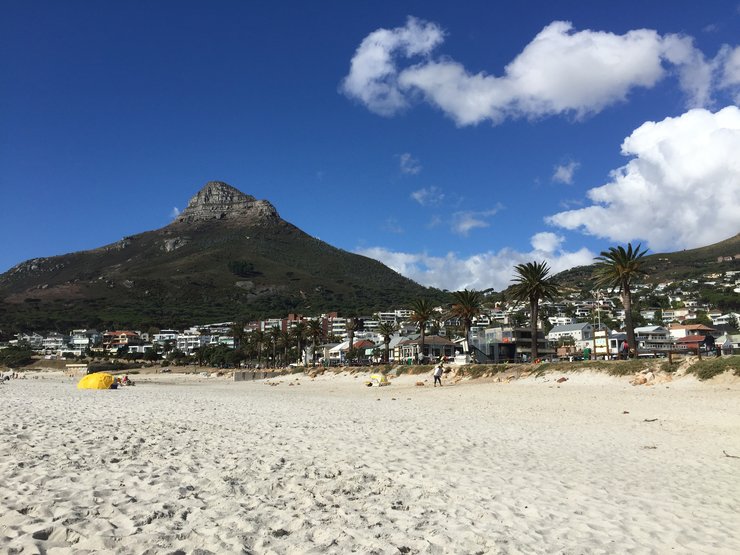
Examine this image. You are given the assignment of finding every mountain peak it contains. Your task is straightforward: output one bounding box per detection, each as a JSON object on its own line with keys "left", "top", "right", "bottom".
{"left": 176, "top": 181, "right": 279, "bottom": 225}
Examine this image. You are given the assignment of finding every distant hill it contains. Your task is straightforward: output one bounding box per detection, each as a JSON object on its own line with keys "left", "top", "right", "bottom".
{"left": 550, "top": 233, "right": 740, "bottom": 295}
{"left": 0, "top": 182, "right": 447, "bottom": 331}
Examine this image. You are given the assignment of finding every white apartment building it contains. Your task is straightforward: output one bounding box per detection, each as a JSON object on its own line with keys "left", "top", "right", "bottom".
{"left": 547, "top": 323, "right": 594, "bottom": 343}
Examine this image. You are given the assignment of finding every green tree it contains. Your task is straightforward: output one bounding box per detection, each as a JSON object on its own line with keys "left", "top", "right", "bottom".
{"left": 376, "top": 321, "right": 397, "bottom": 364}
{"left": 230, "top": 321, "right": 246, "bottom": 349}
{"left": 409, "top": 299, "right": 435, "bottom": 363}
{"left": 291, "top": 321, "right": 307, "bottom": 365}
{"left": 306, "top": 319, "right": 324, "bottom": 366}
{"left": 509, "top": 261, "right": 559, "bottom": 360}
{"left": 345, "top": 317, "right": 358, "bottom": 359}
{"left": 593, "top": 243, "right": 648, "bottom": 355}
{"left": 449, "top": 289, "right": 484, "bottom": 353}
{"left": 251, "top": 330, "right": 266, "bottom": 367}
{"left": 268, "top": 326, "right": 281, "bottom": 368}
{"left": 0, "top": 344, "right": 34, "bottom": 368}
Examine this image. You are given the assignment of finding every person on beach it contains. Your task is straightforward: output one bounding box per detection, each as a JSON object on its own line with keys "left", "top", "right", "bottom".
{"left": 433, "top": 362, "right": 444, "bottom": 387}
{"left": 620, "top": 340, "right": 629, "bottom": 360}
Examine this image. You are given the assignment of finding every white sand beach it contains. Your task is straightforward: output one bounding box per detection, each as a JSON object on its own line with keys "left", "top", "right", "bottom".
{"left": 1, "top": 369, "right": 739, "bottom": 554}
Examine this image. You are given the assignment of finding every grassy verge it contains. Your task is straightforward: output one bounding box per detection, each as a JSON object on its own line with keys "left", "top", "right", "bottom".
{"left": 686, "top": 356, "right": 740, "bottom": 380}
{"left": 534, "top": 359, "right": 654, "bottom": 377}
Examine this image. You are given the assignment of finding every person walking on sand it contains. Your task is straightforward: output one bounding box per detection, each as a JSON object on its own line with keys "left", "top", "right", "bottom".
{"left": 433, "top": 361, "right": 444, "bottom": 387}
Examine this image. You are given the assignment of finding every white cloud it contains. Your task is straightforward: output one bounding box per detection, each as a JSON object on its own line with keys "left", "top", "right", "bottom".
{"left": 530, "top": 232, "right": 564, "bottom": 253}
{"left": 552, "top": 161, "right": 580, "bottom": 184}
{"left": 399, "top": 152, "right": 422, "bottom": 174}
{"left": 660, "top": 34, "right": 714, "bottom": 108}
{"left": 410, "top": 186, "right": 444, "bottom": 206}
{"left": 340, "top": 16, "right": 444, "bottom": 116}
{"left": 718, "top": 45, "right": 740, "bottom": 102}
{"left": 451, "top": 208, "right": 501, "bottom": 236}
{"left": 356, "top": 237, "right": 594, "bottom": 291}
{"left": 170, "top": 207, "right": 181, "bottom": 218}
{"left": 343, "top": 19, "right": 724, "bottom": 125}
{"left": 547, "top": 106, "right": 740, "bottom": 251}
{"left": 382, "top": 217, "right": 404, "bottom": 234}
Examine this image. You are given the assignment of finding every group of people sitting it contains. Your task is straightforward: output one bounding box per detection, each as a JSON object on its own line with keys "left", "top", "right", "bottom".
{"left": 117, "top": 375, "right": 135, "bottom": 386}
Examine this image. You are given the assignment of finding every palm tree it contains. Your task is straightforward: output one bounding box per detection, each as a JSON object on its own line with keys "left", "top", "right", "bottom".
{"left": 291, "top": 321, "right": 307, "bottom": 365}
{"left": 345, "top": 317, "right": 358, "bottom": 363}
{"left": 251, "top": 330, "right": 265, "bottom": 367}
{"left": 509, "top": 261, "right": 559, "bottom": 360}
{"left": 593, "top": 243, "right": 648, "bottom": 355}
{"left": 409, "top": 298, "right": 435, "bottom": 363}
{"left": 230, "top": 321, "right": 246, "bottom": 349}
{"left": 306, "top": 319, "right": 324, "bottom": 366}
{"left": 376, "top": 321, "right": 397, "bottom": 364}
{"left": 278, "top": 329, "right": 291, "bottom": 367}
{"left": 449, "top": 289, "right": 484, "bottom": 353}
{"left": 268, "top": 325, "right": 281, "bottom": 368}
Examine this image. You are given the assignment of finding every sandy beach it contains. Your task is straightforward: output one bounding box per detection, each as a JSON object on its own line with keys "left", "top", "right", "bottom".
{"left": 1, "top": 369, "right": 739, "bottom": 554}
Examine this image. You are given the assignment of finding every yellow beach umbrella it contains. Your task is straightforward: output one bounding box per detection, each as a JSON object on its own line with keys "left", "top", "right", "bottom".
{"left": 77, "top": 372, "right": 115, "bottom": 390}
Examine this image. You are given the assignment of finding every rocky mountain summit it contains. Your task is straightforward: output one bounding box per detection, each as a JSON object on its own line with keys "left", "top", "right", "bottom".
{"left": 175, "top": 181, "right": 278, "bottom": 225}
{"left": 0, "top": 181, "right": 444, "bottom": 330}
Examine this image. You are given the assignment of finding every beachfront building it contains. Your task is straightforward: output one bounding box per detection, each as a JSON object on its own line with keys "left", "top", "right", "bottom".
{"left": 102, "top": 331, "right": 143, "bottom": 354}
{"left": 667, "top": 324, "right": 718, "bottom": 340}
{"left": 547, "top": 323, "right": 594, "bottom": 344}
{"left": 633, "top": 326, "right": 674, "bottom": 354}
{"left": 471, "top": 327, "right": 554, "bottom": 362}
{"left": 396, "top": 334, "right": 457, "bottom": 364}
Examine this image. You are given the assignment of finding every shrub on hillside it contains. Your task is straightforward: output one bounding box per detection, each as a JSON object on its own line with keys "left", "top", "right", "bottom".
{"left": 0, "top": 345, "right": 34, "bottom": 368}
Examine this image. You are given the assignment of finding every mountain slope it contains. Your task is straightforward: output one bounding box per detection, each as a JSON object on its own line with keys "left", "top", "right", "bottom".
{"left": 0, "top": 182, "right": 446, "bottom": 331}
{"left": 550, "top": 233, "right": 740, "bottom": 294}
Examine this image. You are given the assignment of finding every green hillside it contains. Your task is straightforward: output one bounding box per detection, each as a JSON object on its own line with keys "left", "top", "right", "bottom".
{"left": 0, "top": 184, "right": 447, "bottom": 332}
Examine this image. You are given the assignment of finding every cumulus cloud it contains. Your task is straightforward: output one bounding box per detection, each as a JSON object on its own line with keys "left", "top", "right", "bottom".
{"left": 552, "top": 161, "right": 580, "bottom": 184}
{"left": 342, "top": 18, "right": 727, "bottom": 125}
{"left": 451, "top": 208, "right": 501, "bottom": 236}
{"left": 718, "top": 45, "right": 740, "bottom": 102}
{"left": 340, "top": 16, "right": 444, "bottom": 116}
{"left": 356, "top": 236, "right": 594, "bottom": 290}
{"left": 170, "top": 207, "right": 181, "bottom": 218}
{"left": 547, "top": 106, "right": 740, "bottom": 251}
{"left": 410, "top": 186, "right": 445, "bottom": 206}
{"left": 530, "top": 232, "right": 564, "bottom": 253}
{"left": 399, "top": 152, "right": 422, "bottom": 174}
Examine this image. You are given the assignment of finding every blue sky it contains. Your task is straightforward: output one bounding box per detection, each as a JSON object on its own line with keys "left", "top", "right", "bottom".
{"left": 2, "top": 1, "right": 739, "bottom": 291}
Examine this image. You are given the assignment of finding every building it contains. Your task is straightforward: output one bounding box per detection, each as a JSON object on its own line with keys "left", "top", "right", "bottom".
{"left": 633, "top": 326, "right": 674, "bottom": 354}
{"left": 667, "top": 324, "right": 718, "bottom": 340}
{"left": 473, "top": 327, "right": 553, "bottom": 362}
{"left": 547, "top": 323, "right": 594, "bottom": 343}
{"left": 396, "top": 335, "right": 457, "bottom": 363}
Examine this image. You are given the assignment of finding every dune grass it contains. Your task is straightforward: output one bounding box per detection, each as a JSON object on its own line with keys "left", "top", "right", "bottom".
{"left": 686, "top": 356, "right": 740, "bottom": 380}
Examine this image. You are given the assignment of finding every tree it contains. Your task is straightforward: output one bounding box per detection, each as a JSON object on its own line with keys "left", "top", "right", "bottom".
{"left": 509, "top": 261, "right": 559, "bottom": 360}
{"left": 0, "top": 344, "right": 33, "bottom": 368}
{"left": 449, "top": 289, "right": 484, "bottom": 353}
{"left": 268, "top": 325, "right": 281, "bottom": 368}
{"left": 593, "top": 243, "right": 648, "bottom": 355}
{"left": 376, "top": 321, "right": 397, "bottom": 364}
{"left": 278, "top": 329, "right": 291, "bottom": 367}
{"left": 230, "top": 321, "right": 246, "bottom": 349}
{"left": 306, "top": 319, "right": 324, "bottom": 366}
{"left": 345, "top": 317, "right": 358, "bottom": 361}
{"left": 291, "top": 321, "right": 307, "bottom": 365}
{"left": 409, "top": 299, "right": 435, "bottom": 363}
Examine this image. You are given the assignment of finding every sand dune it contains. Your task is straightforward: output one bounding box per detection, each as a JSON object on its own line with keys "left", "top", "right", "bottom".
{"left": 1, "top": 370, "right": 739, "bottom": 554}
